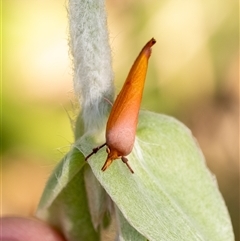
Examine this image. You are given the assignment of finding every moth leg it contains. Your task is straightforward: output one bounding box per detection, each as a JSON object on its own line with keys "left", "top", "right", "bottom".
{"left": 121, "top": 156, "right": 134, "bottom": 174}
{"left": 103, "top": 97, "right": 113, "bottom": 106}
{"left": 85, "top": 143, "right": 106, "bottom": 161}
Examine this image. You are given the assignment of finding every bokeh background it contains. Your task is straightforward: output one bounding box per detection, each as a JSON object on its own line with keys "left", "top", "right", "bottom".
{"left": 1, "top": 0, "right": 239, "bottom": 239}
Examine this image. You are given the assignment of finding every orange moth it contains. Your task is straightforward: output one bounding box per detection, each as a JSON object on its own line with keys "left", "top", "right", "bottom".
{"left": 85, "top": 38, "right": 156, "bottom": 173}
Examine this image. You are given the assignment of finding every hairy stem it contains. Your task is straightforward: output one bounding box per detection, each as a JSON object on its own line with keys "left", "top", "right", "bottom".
{"left": 68, "top": 0, "right": 114, "bottom": 135}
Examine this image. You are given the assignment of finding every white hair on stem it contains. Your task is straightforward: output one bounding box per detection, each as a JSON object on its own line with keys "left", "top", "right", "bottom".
{"left": 68, "top": 0, "right": 114, "bottom": 134}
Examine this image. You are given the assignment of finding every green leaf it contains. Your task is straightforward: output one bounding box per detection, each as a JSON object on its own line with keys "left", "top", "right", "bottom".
{"left": 116, "top": 208, "right": 148, "bottom": 241}
{"left": 37, "top": 110, "right": 234, "bottom": 241}
{"left": 83, "top": 162, "right": 147, "bottom": 241}
{"left": 77, "top": 110, "right": 234, "bottom": 241}
{"left": 36, "top": 148, "right": 100, "bottom": 241}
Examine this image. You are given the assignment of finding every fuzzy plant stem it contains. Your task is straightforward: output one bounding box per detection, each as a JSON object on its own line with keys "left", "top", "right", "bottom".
{"left": 68, "top": 0, "right": 114, "bottom": 135}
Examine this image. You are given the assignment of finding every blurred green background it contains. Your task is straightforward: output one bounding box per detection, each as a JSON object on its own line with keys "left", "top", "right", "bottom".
{"left": 1, "top": 0, "right": 239, "bottom": 239}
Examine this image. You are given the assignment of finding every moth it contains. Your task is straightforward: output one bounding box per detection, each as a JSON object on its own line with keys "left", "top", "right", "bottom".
{"left": 85, "top": 38, "right": 156, "bottom": 173}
